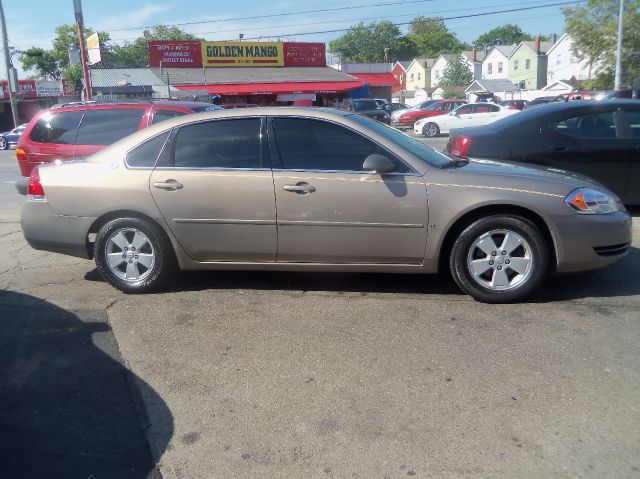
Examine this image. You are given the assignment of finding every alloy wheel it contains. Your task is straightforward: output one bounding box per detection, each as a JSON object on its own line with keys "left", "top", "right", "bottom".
{"left": 104, "top": 228, "right": 156, "bottom": 282}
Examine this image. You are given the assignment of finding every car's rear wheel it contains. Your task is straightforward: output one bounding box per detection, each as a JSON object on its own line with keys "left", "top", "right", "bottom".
{"left": 422, "top": 122, "right": 440, "bottom": 137}
{"left": 449, "top": 215, "right": 549, "bottom": 303}
{"left": 0, "top": 137, "right": 8, "bottom": 150}
{"left": 94, "top": 217, "right": 176, "bottom": 293}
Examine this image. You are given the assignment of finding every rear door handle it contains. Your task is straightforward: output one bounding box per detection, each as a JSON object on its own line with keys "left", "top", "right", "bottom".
{"left": 550, "top": 145, "right": 568, "bottom": 152}
{"left": 153, "top": 179, "right": 183, "bottom": 191}
{"left": 282, "top": 182, "right": 316, "bottom": 194}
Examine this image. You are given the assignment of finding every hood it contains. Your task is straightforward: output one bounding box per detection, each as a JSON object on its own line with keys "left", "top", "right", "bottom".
{"left": 391, "top": 109, "right": 411, "bottom": 120}
{"left": 435, "top": 157, "right": 610, "bottom": 197}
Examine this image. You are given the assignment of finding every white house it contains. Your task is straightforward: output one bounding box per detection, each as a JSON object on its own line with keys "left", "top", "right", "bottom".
{"left": 482, "top": 45, "right": 516, "bottom": 80}
{"left": 545, "top": 33, "right": 594, "bottom": 85}
{"left": 431, "top": 50, "right": 485, "bottom": 87}
{"left": 405, "top": 58, "right": 436, "bottom": 92}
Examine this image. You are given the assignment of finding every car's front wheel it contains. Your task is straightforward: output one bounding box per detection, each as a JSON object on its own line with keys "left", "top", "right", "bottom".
{"left": 449, "top": 215, "right": 550, "bottom": 303}
{"left": 0, "top": 137, "right": 8, "bottom": 150}
{"left": 94, "top": 217, "right": 176, "bottom": 293}
{"left": 422, "top": 122, "right": 440, "bottom": 137}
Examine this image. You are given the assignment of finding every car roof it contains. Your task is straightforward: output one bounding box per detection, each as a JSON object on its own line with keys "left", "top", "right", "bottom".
{"left": 48, "top": 99, "right": 214, "bottom": 112}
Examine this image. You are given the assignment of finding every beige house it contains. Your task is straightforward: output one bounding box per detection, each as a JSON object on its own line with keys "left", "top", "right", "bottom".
{"left": 405, "top": 58, "right": 436, "bottom": 92}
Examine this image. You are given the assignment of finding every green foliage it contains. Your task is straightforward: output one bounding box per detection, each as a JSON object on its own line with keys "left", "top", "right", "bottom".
{"left": 412, "top": 29, "right": 469, "bottom": 58}
{"left": 562, "top": 0, "right": 640, "bottom": 87}
{"left": 443, "top": 90, "right": 464, "bottom": 99}
{"left": 329, "top": 21, "right": 415, "bottom": 63}
{"left": 63, "top": 64, "right": 84, "bottom": 93}
{"left": 410, "top": 16, "right": 446, "bottom": 36}
{"left": 473, "top": 24, "right": 533, "bottom": 50}
{"left": 439, "top": 56, "right": 473, "bottom": 87}
{"left": 19, "top": 24, "right": 203, "bottom": 77}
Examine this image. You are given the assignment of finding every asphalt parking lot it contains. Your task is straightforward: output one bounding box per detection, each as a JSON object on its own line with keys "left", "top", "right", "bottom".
{"left": 1, "top": 148, "right": 639, "bottom": 478}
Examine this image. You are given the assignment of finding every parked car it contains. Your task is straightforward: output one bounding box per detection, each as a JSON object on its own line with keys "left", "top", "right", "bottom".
{"left": 382, "top": 102, "right": 410, "bottom": 113}
{"left": 15, "top": 100, "right": 222, "bottom": 194}
{"left": 524, "top": 96, "right": 557, "bottom": 109}
{"left": 597, "top": 89, "right": 640, "bottom": 100}
{"left": 21, "top": 108, "right": 631, "bottom": 303}
{"left": 414, "top": 103, "right": 518, "bottom": 137}
{"left": 340, "top": 98, "right": 390, "bottom": 124}
{"left": 501, "top": 100, "right": 528, "bottom": 111}
{"left": 0, "top": 123, "right": 27, "bottom": 150}
{"left": 391, "top": 99, "right": 467, "bottom": 128}
{"left": 446, "top": 100, "right": 640, "bottom": 204}
{"left": 390, "top": 100, "right": 438, "bottom": 124}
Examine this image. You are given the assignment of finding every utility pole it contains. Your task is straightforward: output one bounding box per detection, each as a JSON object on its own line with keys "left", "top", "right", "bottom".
{"left": 0, "top": 0, "right": 19, "bottom": 127}
{"left": 73, "top": 0, "right": 92, "bottom": 100}
{"left": 614, "top": 0, "right": 625, "bottom": 90}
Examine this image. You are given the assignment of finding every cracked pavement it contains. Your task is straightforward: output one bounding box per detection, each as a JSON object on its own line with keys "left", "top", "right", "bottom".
{"left": 1, "top": 150, "right": 639, "bottom": 478}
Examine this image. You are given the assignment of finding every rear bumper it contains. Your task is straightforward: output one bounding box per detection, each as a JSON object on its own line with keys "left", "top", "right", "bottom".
{"left": 21, "top": 200, "right": 95, "bottom": 259}
{"left": 551, "top": 211, "right": 633, "bottom": 273}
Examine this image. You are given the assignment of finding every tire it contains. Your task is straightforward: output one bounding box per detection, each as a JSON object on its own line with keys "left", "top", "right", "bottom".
{"left": 0, "top": 137, "right": 8, "bottom": 150}
{"left": 94, "top": 217, "right": 176, "bottom": 293}
{"left": 449, "top": 215, "right": 549, "bottom": 303}
{"left": 422, "top": 122, "right": 440, "bottom": 137}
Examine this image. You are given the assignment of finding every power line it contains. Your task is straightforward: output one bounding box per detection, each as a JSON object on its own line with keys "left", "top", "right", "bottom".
{"left": 107, "top": 0, "right": 439, "bottom": 33}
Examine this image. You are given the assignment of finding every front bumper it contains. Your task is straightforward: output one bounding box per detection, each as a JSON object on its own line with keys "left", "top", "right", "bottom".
{"left": 413, "top": 123, "right": 424, "bottom": 134}
{"left": 552, "top": 211, "right": 633, "bottom": 273}
{"left": 21, "top": 200, "right": 95, "bottom": 259}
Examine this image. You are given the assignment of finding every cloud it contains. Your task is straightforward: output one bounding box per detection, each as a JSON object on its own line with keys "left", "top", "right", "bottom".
{"left": 93, "top": 3, "right": 174, "bottom": 31}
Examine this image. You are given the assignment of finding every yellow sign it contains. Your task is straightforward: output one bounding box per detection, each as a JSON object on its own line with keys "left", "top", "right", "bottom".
{"left": 201, "top": 42, "right": 284, "bottom": 67}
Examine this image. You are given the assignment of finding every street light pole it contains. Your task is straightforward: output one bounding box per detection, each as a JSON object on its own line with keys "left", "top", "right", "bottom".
{"left": 614, "top": 0, "right": 625, "bottom": 90}
{"left": 0, "top": 0, "right": 19, "bottom": 127}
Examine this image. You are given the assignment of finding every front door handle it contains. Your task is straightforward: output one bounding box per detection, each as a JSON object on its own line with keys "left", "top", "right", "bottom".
{"left": 282, "top": 182, "right": 316, "bottom": 194}
{"left": 153, "top": 179, "right": 183, "bottom": 191}
{"left": 549, "top": 145, "right": 568, "bottom": 152}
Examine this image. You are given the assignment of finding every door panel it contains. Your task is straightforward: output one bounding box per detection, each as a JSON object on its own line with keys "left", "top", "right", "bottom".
{"left": 149, "top": 117, "right": 277, "bottom": 262}
{"left": 270, "top": 117, "right": 429, "bottom": 264}
{"left": 150, "top": 169, "right": 277, "bottom": 262}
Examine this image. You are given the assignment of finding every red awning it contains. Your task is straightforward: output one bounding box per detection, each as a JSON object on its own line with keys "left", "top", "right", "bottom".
{"left": 347, "top": 73, "right": 400, "bottom": 87}
{"left": 174, "top": 81, "right": 364, "bottom": 96}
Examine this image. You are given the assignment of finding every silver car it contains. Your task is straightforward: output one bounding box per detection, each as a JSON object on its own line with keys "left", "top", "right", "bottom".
{"left": 21, "top": 108, "right": 632, "bottom": 303}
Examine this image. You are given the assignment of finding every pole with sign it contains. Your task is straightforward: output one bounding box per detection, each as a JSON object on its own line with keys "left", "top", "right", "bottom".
{"left": 73, "top": 0, "right": 92, "bottom": 100}
{"left": 0, "top": 0, "right": 19, "bottom": 127}
{"left": 86, "top": 32, "right": 101, "bottom": 65}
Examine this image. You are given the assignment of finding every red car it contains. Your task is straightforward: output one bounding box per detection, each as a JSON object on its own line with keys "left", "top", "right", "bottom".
{"left": 392, "top": 99, "right": 466, "bottom": 128}
{"left": 15, "top": 100, "right": 221, "bottom": 194}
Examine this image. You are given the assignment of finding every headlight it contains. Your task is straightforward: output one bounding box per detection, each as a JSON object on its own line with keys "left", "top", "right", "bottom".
{"left": 565, "top": 188, "right": 622, "bottom": 214}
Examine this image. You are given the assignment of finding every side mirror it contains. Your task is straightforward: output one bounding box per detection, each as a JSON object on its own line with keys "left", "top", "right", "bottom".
{"left": 363, "top": 154, "right": 397, "bottom": 174}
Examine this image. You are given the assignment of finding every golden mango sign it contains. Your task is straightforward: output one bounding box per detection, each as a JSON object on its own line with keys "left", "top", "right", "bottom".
{"left": 201, "top": 42, "right": 284, "bottom": 67}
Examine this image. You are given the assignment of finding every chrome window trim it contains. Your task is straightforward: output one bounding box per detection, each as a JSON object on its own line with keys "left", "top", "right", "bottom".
{"left": 152, "top": 166, "right": 273, "bottom": 172}
{"left": 271, "top": 168, "right": 422, "bottom": 177}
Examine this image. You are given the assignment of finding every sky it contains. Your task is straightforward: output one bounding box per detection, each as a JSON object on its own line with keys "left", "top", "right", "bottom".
{"left": 3, "top": 0, "right": 575, "bottom": 77}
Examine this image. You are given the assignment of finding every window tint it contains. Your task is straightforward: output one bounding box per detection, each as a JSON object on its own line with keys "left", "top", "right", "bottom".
{"left": 489, "top": 104, "right": 500, "bottom": 112}
{"left": 474, "top": 104, "right": 491, "bottom": 113}
{"left": 29, "top": 111, "right": 83, "bottom": 144}
{"left": 552, "top": 112, "right": 617, "bottom": 139}
{"left": 272, "top": 118, "right": 408, "bottom": 172}
{"left": 152, "top": 109, "right": 186, "bottom": 125}
{"left": 626, "top": 110, "right": 640, "bottom": 138}
{"left": 173, "top": 118, "right": 262, "bottom": 169}
{"left": 456, "top": 105, "right": 474, "bottom": 115}
{"left": 76, "top": 109, "right": 144, "bottom": 145}
{"left": 126, "top": 131, "right": 171, "bottom": 168}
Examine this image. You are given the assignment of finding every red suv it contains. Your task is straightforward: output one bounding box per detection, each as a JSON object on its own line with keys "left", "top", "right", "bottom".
{"left": 392, "top": 99, "right": 466, "bottom": 128}
{"left": 15, "top": 100, "right": 221, "bottom": 194}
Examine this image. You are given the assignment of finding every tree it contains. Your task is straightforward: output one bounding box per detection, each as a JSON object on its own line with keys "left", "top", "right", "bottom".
{"left": 329, "top": 21, "right": 415, "bottom": 63}
{"left": 563, "top": 0, "right": 640, "bottom": 88}
{"left": 405, "top": 16, "right": 468, "bottom": 58}
{"left": 473, "top": 24, "right": 533, "bottom": 50}
{"left": 438, "top": 56, "right": 473, "bottom": 86}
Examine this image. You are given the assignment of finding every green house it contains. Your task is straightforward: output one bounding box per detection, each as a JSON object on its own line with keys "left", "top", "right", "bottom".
{"left": 508, "top": 40, "right": 554, "bottom": 90}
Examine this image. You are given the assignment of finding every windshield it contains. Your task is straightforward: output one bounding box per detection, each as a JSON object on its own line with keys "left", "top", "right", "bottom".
{"left": 351, "top": 114, "right": 452, "bottom": 167}
{"left": 410, "top": 100, "right": 437, "bottom": 111}
{"left": 352, "top": 100, "right": 380, "bottom": 111}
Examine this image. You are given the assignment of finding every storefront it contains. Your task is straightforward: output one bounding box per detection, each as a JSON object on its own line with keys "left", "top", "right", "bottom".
{"left": 148, "top": 41, "right": 364, "bottom": 107}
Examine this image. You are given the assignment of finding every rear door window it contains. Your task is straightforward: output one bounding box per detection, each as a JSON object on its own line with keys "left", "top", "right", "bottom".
{"left": 552, "top": 111, "right": 618, "bottom": 139}
{"left": 29, "top": 111, "right": 84, "bottom": 144}
{"left": 152, "top": 109, "right": 187, "bottom": 125}
{"left": 625, "top": 110, "right": 640, "bottom": 138}
{"left": 172, "top": 118, "right": 263, "bottom": 169}
{"left": 75, "top": 109, "right": 145, "bottom": 145}
{"left": 126, "top": 131, "right": 171, "bottom": 168}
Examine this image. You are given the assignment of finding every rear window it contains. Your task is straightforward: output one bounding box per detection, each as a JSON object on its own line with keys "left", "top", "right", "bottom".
{"left": 152, "top": 109, "right": 187, "bottom": 125}
{"left": 75, "top": 109, "right": 144, "bottom": 145}
{"left": 29, "top": 111, "right": 84, "bottom": 144}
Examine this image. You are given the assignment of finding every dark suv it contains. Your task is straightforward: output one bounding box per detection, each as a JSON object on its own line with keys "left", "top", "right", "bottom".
{"left": 339, "top": 98, "right": 391, "bottom": 124}
{"left": 15, "top": 100, "right": 221, "bottom": 194}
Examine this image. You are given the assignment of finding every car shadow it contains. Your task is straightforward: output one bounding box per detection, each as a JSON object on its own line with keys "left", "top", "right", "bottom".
{"left": 0, "top": 291, "right": 173, "bottom": 478}
{"left": 84, "top": 246, "right": 640, "bottom": 302}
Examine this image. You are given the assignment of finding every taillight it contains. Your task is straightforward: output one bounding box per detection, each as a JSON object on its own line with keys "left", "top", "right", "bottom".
{"left": 16, "top": 148, "right": 26, "bottom": 161}
{"left": 27, "top": 166, "right": 46, "bottom": 199}
{"left": 450, "top": 136, "right": 471, "bottom": 157}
